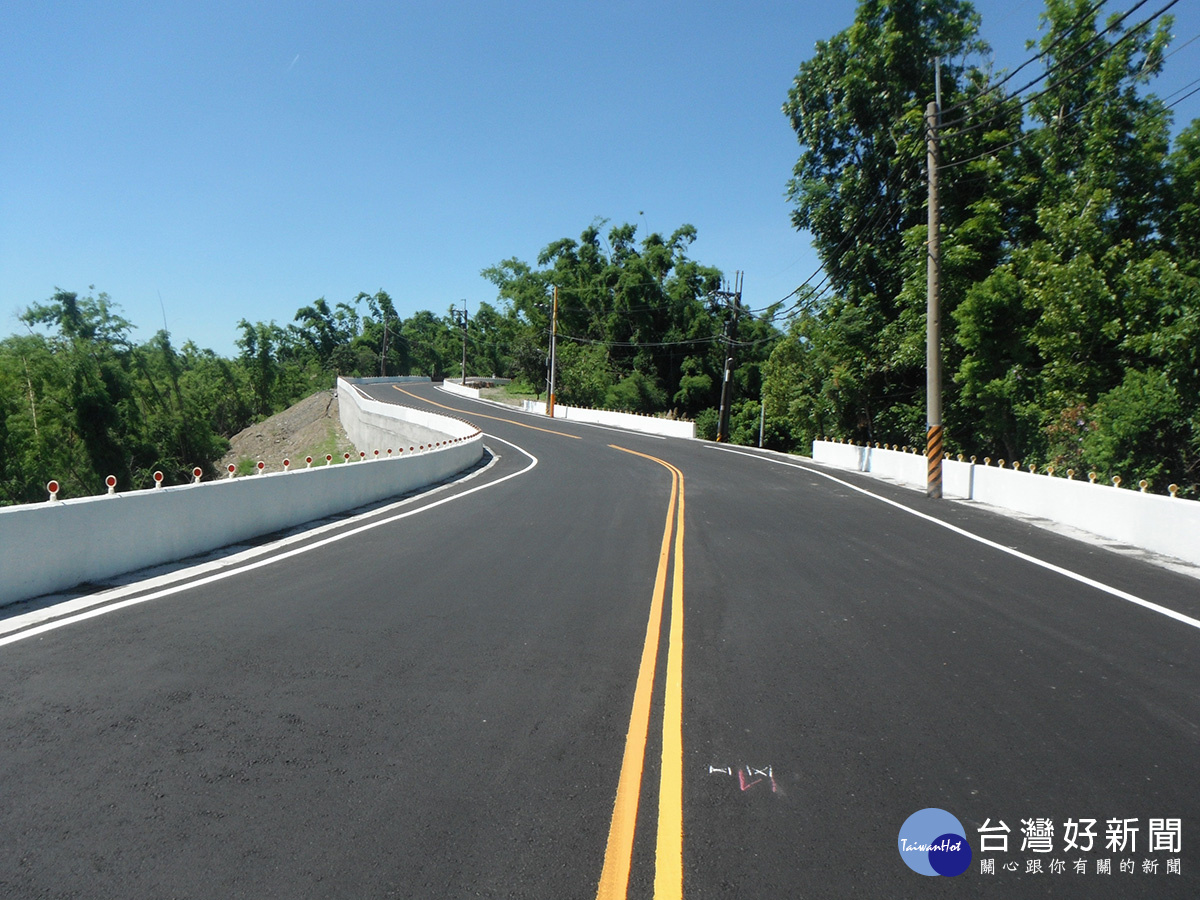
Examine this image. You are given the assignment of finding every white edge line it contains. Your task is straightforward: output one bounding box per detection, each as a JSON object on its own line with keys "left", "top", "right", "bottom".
{"left": 0, "top": 434, "right": 537, "bottom": 648}
{"left": 1, "top": 451, "right": 501, "bottom": 634}
{"left": 710, "top": 444, "right": 1200, "bottom": 632}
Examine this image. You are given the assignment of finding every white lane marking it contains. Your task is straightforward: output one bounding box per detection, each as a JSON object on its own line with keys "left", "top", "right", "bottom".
{"left": 708, "top": 444, "right": 1200, "bottom": 632}
{"left": 0, "top": 435, "right": 537, "bottom": 648}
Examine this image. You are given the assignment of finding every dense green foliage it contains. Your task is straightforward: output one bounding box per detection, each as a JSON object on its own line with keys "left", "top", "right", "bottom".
{"left": 1, "top": 291, "right": 251, "bottom": 503}
{"left": 483, "top": 221, "right": 778, "bottom": 419}
{"left": 1, "top": 285, "right": 493, "bottom": 503}
{"left": 7, "top": 0, "right": 1197, "bottom": 502}
{"left": 2, "top": 222, "right": 771, "bottom": 504}
{"left": 776, "top": 0, "right": 1200, "bottom": 495}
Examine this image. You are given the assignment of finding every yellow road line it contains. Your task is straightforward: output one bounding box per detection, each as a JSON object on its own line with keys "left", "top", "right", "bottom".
{"left": 656, "top": 457, "right": 685, "bottom": 900}
{"left": 597, "top": 445, "right": 686, "bottom": 900}
{"left": 391, "top": 385, "right": 581, "bottom": 439}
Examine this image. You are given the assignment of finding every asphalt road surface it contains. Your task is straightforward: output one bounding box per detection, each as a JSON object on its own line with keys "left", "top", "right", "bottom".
{"left": 2, "top": 380, "right": 1198, "bottom": 899}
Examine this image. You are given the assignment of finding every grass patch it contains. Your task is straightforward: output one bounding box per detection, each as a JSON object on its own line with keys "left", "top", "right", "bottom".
{"left": 311, "top": 419, "right": 350, "bottom": 459}
{"left": 502, "top": 379, "right": 541, "bottom": 399}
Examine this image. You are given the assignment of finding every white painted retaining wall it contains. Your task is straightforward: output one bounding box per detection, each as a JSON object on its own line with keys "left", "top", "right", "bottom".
{"left": 0, "top": 382, "right": 483, "bottom": 606}
{"left": 439, "top": 380, "right": 482, "bottom": 400}
{"left": 338, "top": 377, "right": 475, "bottom": 449}
{"left": 812, "top": 441, "right": 1200, "bottom": 567}
{"left": 519, "top": 400, "right": 695, "bottom": 439}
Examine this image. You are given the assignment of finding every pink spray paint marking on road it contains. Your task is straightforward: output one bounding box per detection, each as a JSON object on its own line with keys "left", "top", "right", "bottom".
{"left": 711, "top": 764, "right": 778, "bottom": 794}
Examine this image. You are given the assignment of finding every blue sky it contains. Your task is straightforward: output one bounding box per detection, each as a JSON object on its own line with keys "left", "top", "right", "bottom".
{"left": 3, "top": 1, "right": 1198, "bottom": 355}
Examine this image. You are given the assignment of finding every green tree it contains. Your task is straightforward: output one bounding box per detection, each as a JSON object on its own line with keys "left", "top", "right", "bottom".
{"left": 953, "top": 0, "right": 1178, "bottom": 464}
{"left": 2, "top": 289, "right": 251, "bottom": 502}
{"left": 1081, "top": 369, "right": 1191, "bottom": 492}
{"left": 18, "top": 290, "right": 141, "bottom": 490}
{"left": 399, "top": 310, "right": 457, "bottom": 379}
{"left": 1165, "top": 120, "right": 1200, "bottom": 272}
{"left": 465, "top": 301, "right": 515, "bottom": 379}
{"left": 482, "top": 220, "right": 735, "bottom": 418}
{"left": 782, "top": 0, "right": 1008, "bottom": 446}
{"left": 777, "top": 0, "right": 1198, "bottom": 488}
{"left": 236, "top": 319, "right": 280, "bottom": 417}
{"left": 292, "top": 297, "right": 359, "bottom": 371}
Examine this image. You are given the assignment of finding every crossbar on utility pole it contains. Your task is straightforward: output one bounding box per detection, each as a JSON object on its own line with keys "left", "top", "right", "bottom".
{"left": 925, "top": 99, "right": 944, "bottom": 499}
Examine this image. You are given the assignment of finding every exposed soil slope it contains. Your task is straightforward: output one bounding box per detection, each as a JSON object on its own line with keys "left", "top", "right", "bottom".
{"left": 217, "top": 389, "right": 356, "bottom": 475}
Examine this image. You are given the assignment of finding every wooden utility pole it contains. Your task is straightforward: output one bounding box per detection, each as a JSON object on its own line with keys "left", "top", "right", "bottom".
{"left": 925, "top": 99, "right": 944, "bottom": 499}
{"left": 380, "top": 313, "right": 389, "bottom": 377}
{"left": 548, "top": 285, "right": 559, "bottom": 418}
{"left": 458, "top": 299, "right": 469, "bottom": 386}
{"left": 714, "top": 271, "right": 742, "bottom": 443}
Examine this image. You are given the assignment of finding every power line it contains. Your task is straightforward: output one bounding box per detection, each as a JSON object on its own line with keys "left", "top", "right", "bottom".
{"left": 940, "top": 0, "right": 1159, "bottom": 133}
{"left": 940, "top": 0, "right": 1180, "bottom": 144}
{"left": 939, "top": 0, "right": 1112, "bottom": 121}
{"left": 550, "top": 331, "right": 726, "bottom": 349}
{"left": 1161, "top": 74, "right": 1200, "bottom": 107}
{"left": 939, "top": 57, "right": 1193, "bottom": 172}
{"left": 770, "top": 1, "right": 1191, "bottom": 347}
{"left": 934, "top": 0, "right": 1184, "bottom": 173}
{"left": 778, "top": 199, "right": 918, "bottom": 317}
{"left": 1165, "top": 81, "right": 1200, "bottom": 110}
{"left": 773, "top": 137, "right": 927, "bottom": 317}
{"left": 1162, "top": 28, "right": 1200, "bottom": 61}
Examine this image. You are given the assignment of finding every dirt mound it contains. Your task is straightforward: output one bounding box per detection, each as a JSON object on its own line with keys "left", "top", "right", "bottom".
{"left": 217, "top": 390, "right": 356, "bottom": 475}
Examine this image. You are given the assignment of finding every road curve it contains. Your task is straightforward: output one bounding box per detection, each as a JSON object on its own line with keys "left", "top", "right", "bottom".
{"left": 1, "top": 380, "right": 1197, "bottom": 899}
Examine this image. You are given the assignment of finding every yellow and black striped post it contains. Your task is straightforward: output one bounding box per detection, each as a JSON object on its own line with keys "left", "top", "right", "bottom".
{"left": 926, "top": 425, "right": 944, "bottom": 499}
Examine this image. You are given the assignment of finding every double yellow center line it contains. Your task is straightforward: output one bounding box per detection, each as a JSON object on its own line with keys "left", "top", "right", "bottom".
{"left": 597, "top": 446, "right": 686, "bottom": 900}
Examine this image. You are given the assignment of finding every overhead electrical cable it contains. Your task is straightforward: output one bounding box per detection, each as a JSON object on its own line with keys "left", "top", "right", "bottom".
{"left": 938, "top": 0, "right": 1113, "bottom": 121}
{"left": 939, "top": 57, "right": 1193, "bottom": 171}
{"left": 939, "top": 0, "right": 1161, "bottom": 133}
{"left": 939, "top": 0, "right": 1180, "bottom": 144}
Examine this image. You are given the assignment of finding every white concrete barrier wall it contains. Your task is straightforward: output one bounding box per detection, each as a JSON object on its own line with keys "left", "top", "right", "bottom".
{"left": 0, "top": 382, "right": 483, "bottom": 605}
{"left": 519, "top": 400, "right": 695, "bottom": 439}
{"left": 969, "top": 462, "right": 1200, "bottom": 566}
{"left": 812, "top": 441, "right": 1200, "bottom": 567}
{"left": 810, "top": 442, "right": 941, "bottom": 492}
{"left": 439, "top": 380, "right": 482, "bottom": 400}
{"left": 338, "top": 377, "right": 476, "bottom": 450}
